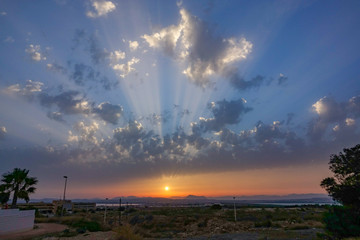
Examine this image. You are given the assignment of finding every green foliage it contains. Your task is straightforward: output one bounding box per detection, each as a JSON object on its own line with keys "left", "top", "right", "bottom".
{"left": 0, "top": 168, "right": 38, "bottom": 208}
{"left": 321, "top": 144, "right": 360, "bottom": 210}
{"left": 71, "top": 219, "right": 102, "bottom": 232}
{"left": 210, "top": 204, "right": 222, "bottom": 210}
{"left": 323, "top": 206, "right": 360, "bottom": 238}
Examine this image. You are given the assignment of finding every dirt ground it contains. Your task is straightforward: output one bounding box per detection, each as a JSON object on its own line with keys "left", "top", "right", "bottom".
{"left": 41, "top": 231, "right": 116, "bottom": 240}
{"left": 0, "top": 223, "right": 67, "bottom": 240}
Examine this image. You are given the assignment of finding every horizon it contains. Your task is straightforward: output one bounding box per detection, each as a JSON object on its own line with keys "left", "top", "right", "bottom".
{"left": 1, "top": 0, "right": 360, "bottom": 199}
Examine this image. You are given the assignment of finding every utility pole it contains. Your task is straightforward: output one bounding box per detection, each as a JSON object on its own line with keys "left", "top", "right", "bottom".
{"left": 63, "top": 176, "right": 68, "bottom": 201}
{"left": 233, "top": 196, "right": 237, "bottom": 222}
{"left": 104, "top": 198, "right": 108, "bottom": 225}
{"left": 61, "top": 176, "right": 68, "bottom": 217}
{"left": 118, "top": 198, "right": 121, "bottom": 226}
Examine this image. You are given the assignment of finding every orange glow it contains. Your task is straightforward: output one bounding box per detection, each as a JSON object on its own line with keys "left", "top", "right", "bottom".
{"left": 39, "top": 163, "right": 331, "bottom": 199}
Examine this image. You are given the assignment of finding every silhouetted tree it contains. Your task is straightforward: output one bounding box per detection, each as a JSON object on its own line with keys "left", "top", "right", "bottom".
{"left": 0, "top": 168, "right": 38, "bottom": 208}
{"left": 321, "top": 143, "right": 360, "bottom": 210}
{"left": 321, "top": 144, "right": 360, "bottom": 238}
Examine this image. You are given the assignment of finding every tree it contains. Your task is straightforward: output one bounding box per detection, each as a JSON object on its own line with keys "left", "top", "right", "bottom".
{"left": 321, "top": 143, "right": 360, "bottom": 210}
{"left": 321, "top": 144, "right": 360, "bottom": 238}
{"left": 0, "top": 168, "right": 38, "bottom": 208}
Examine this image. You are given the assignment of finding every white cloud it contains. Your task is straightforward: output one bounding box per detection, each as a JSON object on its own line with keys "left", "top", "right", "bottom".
{"left": 112, "top": 57, "right": 140, "bottom": 78}
{"left": 110, "top": 50, "right": 126, "bottom": 62}
{"left": 87, "top": 0, "right": 116, "bottom": 18}
{"left": 0, "top": 11, "right": 6, "bottom": 16}
{"left": 345, "top": 118, "right": 355, "bottom": 126}
{"left": 0, "top": 126, "right": 6, "bottom": 140}
{"left": 25, "top": 44, "right": 46, "bottom": 61}
{"left": 142, "top": 8, "right": 252, "bottom": 87}
{"left": 6, "top": 80, "right": 43, "bottom": 96}
{"left": 129, "top": 40, "right": 139, "bottom": 51}
{"left": 68, "top": 121, "right": 100, "bottom": 145}
{"left": 4, "top": 36, "right": 14, "bottom": 43}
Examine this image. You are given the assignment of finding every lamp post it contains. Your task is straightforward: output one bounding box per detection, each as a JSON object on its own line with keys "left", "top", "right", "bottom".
{"left": 63, "top": 176, "right": 68, "bottom": 201}
{"left": 233, "top": 196, "right": 237, "bottom": 222}
{"left": 61, "top": 176, "right": 68, "bottom": 217}
{"left": 104, "top": 198, "right": 108, "bottom": 224}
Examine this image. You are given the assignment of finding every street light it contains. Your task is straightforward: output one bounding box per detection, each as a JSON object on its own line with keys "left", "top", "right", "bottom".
{"left": 233, "top": 196, "right": 237, "bottom": 222}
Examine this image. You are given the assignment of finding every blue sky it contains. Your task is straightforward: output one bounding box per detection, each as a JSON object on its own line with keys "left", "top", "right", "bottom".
{"left": 0, "top": 0, "right": 359, "bottom": 198}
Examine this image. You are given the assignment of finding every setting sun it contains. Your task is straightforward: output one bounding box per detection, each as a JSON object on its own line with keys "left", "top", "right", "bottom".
{"left": 164, "top": 186, "right": 169, "bottom": 191}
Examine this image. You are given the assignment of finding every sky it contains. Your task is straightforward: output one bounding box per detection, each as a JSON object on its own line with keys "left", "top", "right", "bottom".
{"left": 0, "top": 0, "right": 360, "bottom": 199}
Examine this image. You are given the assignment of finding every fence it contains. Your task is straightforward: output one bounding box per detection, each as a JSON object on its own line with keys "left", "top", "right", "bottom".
{"left": 0, "top": 209, "right": 35, "bottom": 235}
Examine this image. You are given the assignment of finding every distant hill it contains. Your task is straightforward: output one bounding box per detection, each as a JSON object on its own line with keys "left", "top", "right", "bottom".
{"left": 185, "top": 195, "right": 207, "bottom": 200}
{"left": 28, "top": 193, "right": 333, "bottom": 205}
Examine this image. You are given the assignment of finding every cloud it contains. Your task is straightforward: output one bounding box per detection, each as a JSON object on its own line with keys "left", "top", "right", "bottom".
{"left": 69, "top": 62, "right": 117, "bottom": 90}
{"left": 93, "top": 102, "right": 123, "bottom": 124}
{"left": 112, "top": 57, "right": 140, "bottom": 78}
{"left": 68, "top": 121, "right": 100, "bottom": 145}
{"left": 38, "top": 90, "right": 92, "bottom": 115}
{"left": 229, "top": 74, "right": 264, "bottom": 91}
{"left": 25, "top": 44, "right": 47, "bottom": 61}
{"left": 47, "top": 63, "right": 67, "bottom": 74}
{"left": 278, "top": 73, "right": 288, "bottom": 85}
{"left": 4, "top": 36, "right": 14, "bottom": 43}
{"left": 46, "top": 112, "right": 65, "bottom": 123}
{"left": 191, "top": 98, "right": 252, "bottom": 133}
{"left": 5, "top": 80, "right": 43, "bottom": 100}
{"left": 142, "top": 8, "right": 252, "bottom": 88}
{"left": 86, "top": 0, "right": 116, "bottom": 18}
{"left": 110, "top": 50, "right": 126, "bottom": 62}
{"left": 0, "top": 126, "right": 6, "bottom": 140}
{"left": 308, "top": 95, "right": 360, "bottom": 141}
{"left": 0, "top": 11, "right": 7, "bottom": 16}
{"left": 129, "top": 41, "right": 139, "bottom": 51}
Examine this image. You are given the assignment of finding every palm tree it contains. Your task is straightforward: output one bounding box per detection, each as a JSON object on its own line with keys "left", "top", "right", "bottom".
{"left": 0, "top": 168, "right": 38, "bottom": 208}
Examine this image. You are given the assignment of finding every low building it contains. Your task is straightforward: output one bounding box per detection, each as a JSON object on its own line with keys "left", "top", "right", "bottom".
{"left": 52, "top": 200, "right": 72, "bottom": 214}
{"left": 73, "top": 202, "right": 96, "bottom": 212}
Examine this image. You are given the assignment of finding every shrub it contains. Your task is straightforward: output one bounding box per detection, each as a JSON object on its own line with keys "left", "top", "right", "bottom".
{"left": 114, "top": 224, "right": 142, "bottom": 240}
{"left": 211, "top": 204, "right": 222, "bottom": 210}
{"left": 71, "top": 219, "right": 102, "bottom": 232}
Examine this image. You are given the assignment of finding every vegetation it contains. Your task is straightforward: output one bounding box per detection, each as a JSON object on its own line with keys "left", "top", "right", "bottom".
{"left": 321, "top": 143, "right": 360, "bottom": 238}
{"left": 35, "top": 205, "right": 326, "bottom": 239}
{"left": 0, "top": 168, "right": 38, "bottom": 208}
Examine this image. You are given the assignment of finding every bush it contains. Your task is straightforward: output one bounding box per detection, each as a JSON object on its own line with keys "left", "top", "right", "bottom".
{"left": 323, "top": 206, "right": 360, "bottom": 238}
{"left": 210, "top": 204, "right": 222, "bottom": 210}
{"left": 114, "top": 224, "right": 142, "bottom": 240}
{"left": 71, "top": 219, "right": 102, "bottom": 232}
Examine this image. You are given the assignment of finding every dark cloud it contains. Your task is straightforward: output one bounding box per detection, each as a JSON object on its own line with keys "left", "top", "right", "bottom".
{"left": 192, "top": 98, "right": 252, "bottom": 133}
{"left": 286, "top": 113, "right": 295, "bottom": 125}
{"left": 307, "top": 96, "right": 359, "bottom": 141}
{"left": 38, "top": 90, "right": 91, "bottom": 115}
{"left": 46, "top": 112, "right": 65, "bottom": 123}
{"left": 229, "top": 74, "right": 264, "bottom": 91}
{"left": 93, "top": 102, "right": 123, "bottom": 124}
{"left": 72, "top": 29, "right": 110, "bottom": 65}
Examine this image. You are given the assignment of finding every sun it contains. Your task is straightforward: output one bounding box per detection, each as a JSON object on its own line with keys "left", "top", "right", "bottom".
{"left": 164, "top": 186, "right": 169, "bottom": 191}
